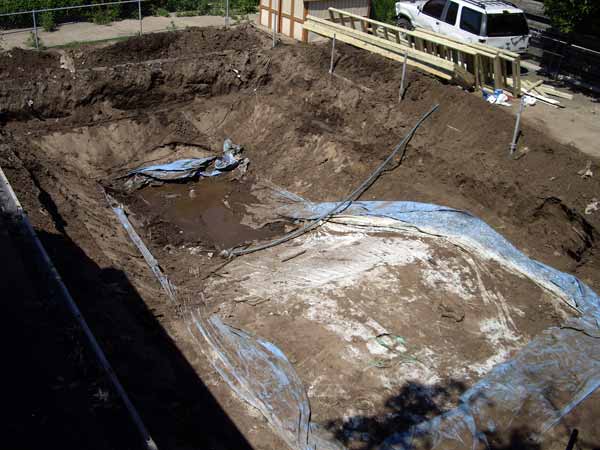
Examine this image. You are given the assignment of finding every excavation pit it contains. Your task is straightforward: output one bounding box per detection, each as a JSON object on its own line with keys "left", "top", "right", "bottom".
{"left": 2, "top": 24, "right": 600, "bottom": 450}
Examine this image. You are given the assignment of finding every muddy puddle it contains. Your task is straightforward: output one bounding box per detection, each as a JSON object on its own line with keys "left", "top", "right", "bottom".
{"left": 130, "top": 177, "right": 286, "bottom": 250}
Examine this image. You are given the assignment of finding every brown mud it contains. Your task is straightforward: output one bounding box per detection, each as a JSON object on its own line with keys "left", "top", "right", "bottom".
{"left": 1, "top": 24, "right": 599, "bottom": 450}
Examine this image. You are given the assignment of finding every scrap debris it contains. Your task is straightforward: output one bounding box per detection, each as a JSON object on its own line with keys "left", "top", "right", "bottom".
{"left": 585, "top": 199, "right": 599, "bottom": 215}
{"left": 521, "top": 79, "right": 573, "bottom": 107}
{"left": 578, "top": 161, "right": 594, "bottom": 179}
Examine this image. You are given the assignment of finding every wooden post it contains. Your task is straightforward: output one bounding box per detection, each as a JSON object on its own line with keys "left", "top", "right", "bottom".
{"left": 512, "top": 59, "right": 521, "bottom": 96}
{"left": 493, "top": 54, "right": 502, "bottom": 90}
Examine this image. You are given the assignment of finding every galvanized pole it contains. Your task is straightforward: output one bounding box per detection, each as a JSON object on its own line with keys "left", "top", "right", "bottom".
{"left": 138, "top": 0, "right": 142, "bottom": 35}
{"left": 399, "top": 51, "right": 408, "bottom": 101}
{"left": 509, "top": 96, "right": 525, "bottom": 155}
{"left": 225, "top": 0, "right": 230, "bottom": 27}
{"left": 32, "top": 11, "right": 39, "bottom": 50}
{"left": 329, "top": 33, "right": 336, "bottom": 75}
{"left": 272, "top": 12, "right": 276, "bottom": 47}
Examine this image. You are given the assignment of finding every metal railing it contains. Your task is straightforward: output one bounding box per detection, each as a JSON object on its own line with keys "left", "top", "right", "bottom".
{"left": 0, "top": 0, "right": 233, "bottom": 50}
{"left": 0, "top": 0, "right": 148, "bottom": 49}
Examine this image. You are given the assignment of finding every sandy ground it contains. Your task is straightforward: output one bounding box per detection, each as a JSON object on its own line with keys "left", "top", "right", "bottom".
{"left": 512, "top": 64, "right": 600, "bottom": 160}
{"left": 1, "top": 25, "right": 599, "bottom": 450}
{"left": 0, "top": 14, "right": 257, "bottom": 49}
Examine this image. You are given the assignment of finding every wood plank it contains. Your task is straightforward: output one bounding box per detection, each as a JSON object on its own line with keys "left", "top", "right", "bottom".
{"left": 303, "top": 20, "right": 454, "bottom": 80}
{"left": 306, "top": 15, "right": 455, "bottom": 70}
{"left": 348, "top": 16, "right": 356, "bottom": 30}
{"left": 538, "top": 86, "right": 573, "bottom": 100}
{"left": 493, "top": 55, "right": 503, "bottom": 90}
{"left": 328, "top": 7, "right": 477, "bottom": 55}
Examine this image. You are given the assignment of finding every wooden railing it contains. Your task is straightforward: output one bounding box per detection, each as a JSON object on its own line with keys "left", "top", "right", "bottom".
{"left": 304, "top": 7, "right": 522, "bottom": 95}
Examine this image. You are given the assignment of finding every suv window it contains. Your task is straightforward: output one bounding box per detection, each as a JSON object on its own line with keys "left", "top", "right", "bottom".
{"left": 460, "top": 6, "right": 483, "bottom": 35}
{"left": 444, "top": 1, "right": 459, "bottom": 25}
{"left": 422, "top": 0, "right": 446, "bottom": 20}
{"left": 486, "top": 12, "right": 529, "bottom": 36}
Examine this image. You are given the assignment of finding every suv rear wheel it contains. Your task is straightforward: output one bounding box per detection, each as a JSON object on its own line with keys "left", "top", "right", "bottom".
{"left": 396, "top": 16, "right": 414, "bottom": 30}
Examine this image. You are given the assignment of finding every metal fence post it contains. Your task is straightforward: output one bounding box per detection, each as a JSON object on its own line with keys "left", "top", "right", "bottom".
{"left": 272, "top": 12, "right": 276, "bottom": 47}
{"left": 138, "top": 0, "right": 142, "bottom": 35}
{"left": 399, "top": 51, "right": 408, "bottom": 101}
{"left": 329, "top": 34, "right": 336, "bottom": 74}
{"left": 225, "top": 0, "right": 230, "bottom": 27}
{"left": 509, "top": 96, "right": 525, "bottom": 155}
{"left": 32, "top": 11, "right": 39, "bottom": 50}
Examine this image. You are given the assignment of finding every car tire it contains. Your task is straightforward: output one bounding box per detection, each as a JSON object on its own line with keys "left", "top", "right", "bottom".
{"left": 396, "top": 16, "right": 414, "bottom": 31}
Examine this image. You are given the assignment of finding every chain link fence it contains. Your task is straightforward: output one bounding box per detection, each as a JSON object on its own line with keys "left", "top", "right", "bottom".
{"left": 0, "top": 0, "right": 258, "bottom": 50}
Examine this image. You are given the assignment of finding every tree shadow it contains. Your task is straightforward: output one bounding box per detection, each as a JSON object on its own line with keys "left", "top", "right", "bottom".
{"left": 5, "top": 211, "right": 253, "bottom": 449}
{"left": 324, "top": 379, "right": 468, "bottom": 450}
{"left": 322, "top": 378, "right": 560, "bottom": 450}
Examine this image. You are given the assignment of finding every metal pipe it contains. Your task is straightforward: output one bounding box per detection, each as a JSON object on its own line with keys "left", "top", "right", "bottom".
{"left": 138, "top": 0, "right": 142, "bottom": 35}
{"left": 225, "top": 0, "right": 230, "bottom": 27}
{"left": 32, "top": 11, "right": 39, "bottom": 50}
{"left": 272, "top": 11, "right": 276, "bottom": 47}
{"left": 399, "top": 51, "right": 408, "bottom": 101}
{"left": 329, "top": 33, "right": 336, "bottom": 75}
{"left": 509, "top": 96, "right": 525, "bottom": 155}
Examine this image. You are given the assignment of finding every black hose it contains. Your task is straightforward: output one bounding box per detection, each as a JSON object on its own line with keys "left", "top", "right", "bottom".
{"left": 228, "top": 104, "right": 439, "bottom": 257}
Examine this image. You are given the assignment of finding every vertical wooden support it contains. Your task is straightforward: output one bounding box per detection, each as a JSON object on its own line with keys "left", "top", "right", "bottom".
{"left": 493, "top": 54, "right": 502, "bottom": 90}
{"left": 360, "top": 18, "right": 367, "bottom": 33}
{"left": 474, "top": 54, "right": 481, "bottom": 88}
{"left": 512, "top": 59, "right": 521, "bottom": 96}
{"left": 349, "top": 16, "right": 356, "bottom": 29}
{"left": 394, "top": 30, "right": 400, "bottom": 43}
{"left": 329, "top": 9, "right": 335, "bottom": 22}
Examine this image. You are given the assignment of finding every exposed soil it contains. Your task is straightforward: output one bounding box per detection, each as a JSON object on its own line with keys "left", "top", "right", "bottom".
{"left": 2, "top": 24, "right": 599, "bottom": 450}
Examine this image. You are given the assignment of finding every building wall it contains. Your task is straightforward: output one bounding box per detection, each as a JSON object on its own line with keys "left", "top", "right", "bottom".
{"left": 259, "top": 0, "right": 369, "bottom": 42}
{"left": 259, "top": 0, "right": 305, "bottom": 40}
{"left": 306, "top": 0, "right": 369, "bottom": 42}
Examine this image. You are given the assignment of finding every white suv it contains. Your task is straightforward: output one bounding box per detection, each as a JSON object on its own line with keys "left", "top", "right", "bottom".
{"left": 395, "top": 0, "right": 530, "bottom": 53}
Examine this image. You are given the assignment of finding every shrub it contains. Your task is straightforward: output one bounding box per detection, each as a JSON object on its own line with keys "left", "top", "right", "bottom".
{"left": 40, "top": 12, "right": 57, "bottom": 32}
{"left": 25, "top": 31, "right": 44, "bottom": 49}
{"left": 87, "top": 5, "right": 121, "bottom": 25}
{"left": 543, "top": 0, "right": 600, "bottom": 35}
{"left": 153, "top": 6, "right": 170, "bottom": 16}
{"left": 371, "top": 0, "right": 397, "bottom": 24}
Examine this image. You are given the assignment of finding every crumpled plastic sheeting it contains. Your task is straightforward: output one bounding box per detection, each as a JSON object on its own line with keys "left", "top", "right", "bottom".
{"left": 110, "top": 194, "right": 340, "bottom": 450}
{"left": 187, "top": 312, "right": 342, "bottom": 450}
{"left": 276, "top": 198, "right": 600, "bottom": 449}
{"left": 126, "top": 139, "right": 243, "bottom": 188}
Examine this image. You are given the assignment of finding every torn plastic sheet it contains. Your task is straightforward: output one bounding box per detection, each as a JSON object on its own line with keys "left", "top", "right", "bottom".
{"left": 126, "top": 139, "right": 243, "bottom": 188}
{"left": 187, "top": 312, "right": 342, "bottom": 450}
{"left": 108, "top": 197, "right": 340, "bottom": 450}
{"left": 275, "top": 198, "right": 600, "bottom": 449}
{"left": 111, "top": 183, "right": 600, "bottom": 450}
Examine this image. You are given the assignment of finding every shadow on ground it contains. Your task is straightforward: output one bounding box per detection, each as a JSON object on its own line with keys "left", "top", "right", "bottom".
{"left": 4, "top": 209, "right": 252, "bottom": 449}
{"left": 323, "top": 378, "right": 561, "bottom": 450}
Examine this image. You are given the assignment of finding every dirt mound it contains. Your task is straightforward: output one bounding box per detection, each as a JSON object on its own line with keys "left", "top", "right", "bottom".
{"left": 71, "top": 24, "right": 271, "bottom": 68}
{"left": 0, "top": 47, "right": 60, "bottom": 80}
{"left": 2, "top": 24, "right": 600, "bottom": 450}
